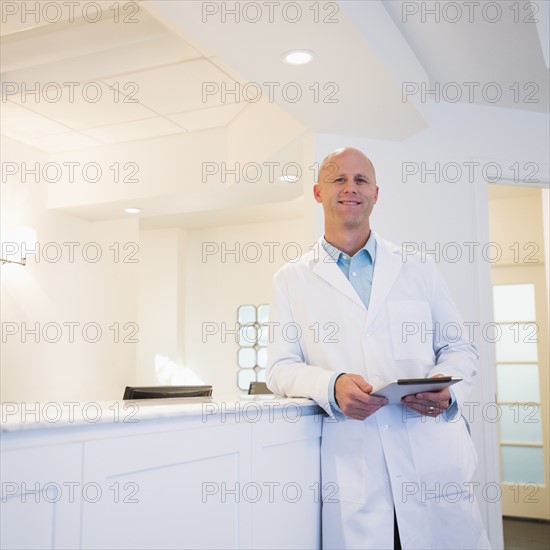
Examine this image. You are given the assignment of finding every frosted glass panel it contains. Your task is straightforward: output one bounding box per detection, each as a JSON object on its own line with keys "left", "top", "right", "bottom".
{"left": 497, "top": 363, "right": 541, "bottom": 402}
{"left": 238, "top": 325, "right": 257, "bottom": 347}
{"left": 257, "top": 304, "right": 269, "bottom": 324}
{"left": 495, "top": 323, "right": 538, "bottom": 362}
{"left": 257, "top": 347, "right": 267, "bottom": 368}
{"left": 258, "top": 326, "right": 269, "bottom": 346}
{"left": 237, "top": 369, "right": 256, "bottom": 391}
{"left": 499, "top": 405, "right": 542, "bottom": 443}
{"left": 236, "top": 304, "right": 267, "bottom": 391}
{"left": 238, "top": 305, "right": 256, "bottom": 324}
{"left": 493, "top": 284, "right": 536, "bottom": 322}
{"left": 238, "top": 348, "right": 256, "bottom": 369}
{"left": 501, "top": 446, "right": 544, "bottom": 484}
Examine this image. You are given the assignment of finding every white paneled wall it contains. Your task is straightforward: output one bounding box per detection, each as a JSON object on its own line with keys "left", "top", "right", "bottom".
{"left": 1, "top": 136, "right": 139, "bottom": 403}
{"left": 160, "top": 219, "right": 305, "bottom": 399}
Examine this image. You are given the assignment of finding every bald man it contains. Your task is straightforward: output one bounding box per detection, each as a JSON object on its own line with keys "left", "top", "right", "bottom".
{"left": 266, "top": 148, "right": 491, "bottom": 549}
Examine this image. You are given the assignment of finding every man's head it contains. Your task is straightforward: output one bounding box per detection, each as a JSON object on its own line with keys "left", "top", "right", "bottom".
{"left": 313, "top": 147, "right": 379, "bottom": 234}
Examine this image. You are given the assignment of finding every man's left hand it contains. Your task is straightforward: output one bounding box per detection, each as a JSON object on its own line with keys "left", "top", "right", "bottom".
{"left": 402, "top": 374, "right": 451, "bottom": 417}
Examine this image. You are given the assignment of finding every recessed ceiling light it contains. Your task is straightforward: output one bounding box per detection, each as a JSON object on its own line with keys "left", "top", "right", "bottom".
{"left": 282, "top": 50, "right": 314, "bottom": 65}
{"left": 124, "top": 207, "right": 141, "bottom": 214}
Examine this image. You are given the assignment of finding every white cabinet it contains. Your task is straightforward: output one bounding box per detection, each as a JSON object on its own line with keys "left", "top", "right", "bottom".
{"left": 1, "top": 400, "right": 322, "bottom": 550}
{"left": 0, "top": 443, "right": 83, "bottom": 550}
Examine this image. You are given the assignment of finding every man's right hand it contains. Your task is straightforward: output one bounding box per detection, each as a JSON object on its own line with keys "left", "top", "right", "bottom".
{"left": 335, "top": 374, "right": 388, "bottom": 420}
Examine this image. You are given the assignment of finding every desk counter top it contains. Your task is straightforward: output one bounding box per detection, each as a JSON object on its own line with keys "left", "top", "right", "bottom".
{"left": 1, "top": 395, "right": 321, "bottom": 433}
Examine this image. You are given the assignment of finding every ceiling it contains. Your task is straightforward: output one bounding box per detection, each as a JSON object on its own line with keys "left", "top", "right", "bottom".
{"left": 1, "top": 0, "right": 548, "bottom": 227}
{"left": 0, "top": 3, "right": 248, "bottom": 151}
{"left": 383, "top": 0, "right": 549, "bottom": 113}
{"left": 0, "top": 0, "right": 430, "bottom": 152}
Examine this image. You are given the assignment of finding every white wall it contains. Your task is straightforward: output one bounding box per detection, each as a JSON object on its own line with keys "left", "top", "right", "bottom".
{"left": 136, "top": 228, "right": 187, "bottom": 387}
{"left": 1, "top": 188, "right": 304, "bottom": 404}
{"left": 182, "top": 218, "right": 305, "bottom": 399}
{"left": 1, "top": 136, "right": 139, "bottom": 403}
{"left": 1, "top": 126, "right": 305, "bottom": 404}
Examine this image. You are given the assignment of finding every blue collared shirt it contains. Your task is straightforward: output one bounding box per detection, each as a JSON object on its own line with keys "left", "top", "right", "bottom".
{"left": 323, "top": 233, "right": 377, "bottom": 413}
{"left": 321, "top": 234, "right": 377, "bottom": 309}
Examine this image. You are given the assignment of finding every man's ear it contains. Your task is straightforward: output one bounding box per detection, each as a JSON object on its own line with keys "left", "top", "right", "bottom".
{"left": 374, "top": 186, "right": 379, "bottom": 203}
{"left": 313, "top": 184, "right": 322, "bottom": 203}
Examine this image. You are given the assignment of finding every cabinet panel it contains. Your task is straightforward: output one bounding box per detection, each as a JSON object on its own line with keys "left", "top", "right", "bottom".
{"left": 0, "top": 443, "right": 83, "bottom": 550}
{"left": 81, "top": 423, "right": 252, "bottom": 550}
{"left": 251, "top": 415, "right": 322, "bottom": 549}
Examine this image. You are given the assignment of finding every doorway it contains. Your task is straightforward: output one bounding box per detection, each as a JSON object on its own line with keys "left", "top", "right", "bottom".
{"left": 488, "top": 185, "right": 549, "bottom": 520}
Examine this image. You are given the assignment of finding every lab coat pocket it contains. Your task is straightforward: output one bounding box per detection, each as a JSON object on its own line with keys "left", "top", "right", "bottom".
{"left": 321, "top": 420, "right": 366, "bottom": 504}
{"left": 407, "top": 417, "right": 478, "bottom": 499}
{"left": 387, "top": 300, "right": 434, "bottom": 361}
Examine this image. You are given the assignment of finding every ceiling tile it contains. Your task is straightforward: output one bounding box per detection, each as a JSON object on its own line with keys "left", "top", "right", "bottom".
{"left": 103, "top": 59, "right": 239, "bottom": 115}
{"left": 167, "top": 103, "right": 246, "bottom": 131}
{"left": 82, "top": 117, "right": 185, "bottom": 144}
{"left": 24, "top": 132, "right": 102, "bottom": 153}
{"left": 6, "top": 80, "right": 158, "bottom": 130}
{"left": 0, "top": 100, "right": 71, "bottom": 139}
{"left": 2, "top": 33, "right": 202, "bottom": 86}
{"left": 1, "top": 3, "right": 168, "bottom": 71}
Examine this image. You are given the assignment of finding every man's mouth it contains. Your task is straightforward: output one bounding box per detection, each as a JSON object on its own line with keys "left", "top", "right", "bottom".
{"left": 339, "top": 201, "right": 361, "bottom": 205}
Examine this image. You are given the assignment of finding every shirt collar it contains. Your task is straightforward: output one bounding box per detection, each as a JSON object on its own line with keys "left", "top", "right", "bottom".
{"left": 321, "top": 232, "right": 377, "bottom": 263}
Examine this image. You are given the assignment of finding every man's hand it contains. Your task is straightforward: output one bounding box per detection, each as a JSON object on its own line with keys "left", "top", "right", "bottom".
{"left": 402, "top": 373, "right": 451, "bottom": 417}
{"left": 335, "top": 374, "right": 388, "bottom": 420}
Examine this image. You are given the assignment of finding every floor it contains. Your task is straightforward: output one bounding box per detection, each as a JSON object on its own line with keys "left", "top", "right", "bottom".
{"left": 503, "top": 517, "right": 550, "bottom": 550}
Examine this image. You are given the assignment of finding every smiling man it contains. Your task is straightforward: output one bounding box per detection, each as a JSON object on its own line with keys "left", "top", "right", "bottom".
{"left": 314, "top": 148, "right": 379, "bottom": 243}
{"left": 266, "top": 147, "right": 491, "bottom": 549}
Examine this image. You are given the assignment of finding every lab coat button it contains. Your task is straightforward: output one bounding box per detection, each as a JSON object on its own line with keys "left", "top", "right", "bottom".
{"left": 382, "top": 424, "right": 390, "bottom": 430}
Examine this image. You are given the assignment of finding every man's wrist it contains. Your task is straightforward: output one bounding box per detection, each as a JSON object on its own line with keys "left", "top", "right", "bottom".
{"left": 334, "top": 373, "right": 346, "bottom": 407}
{"left": 329, "top": 372, "right": 346, "bottom": 414}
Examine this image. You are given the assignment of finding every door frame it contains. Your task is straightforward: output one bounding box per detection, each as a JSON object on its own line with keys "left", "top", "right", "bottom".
{"left": 472, "top": 159, "right": 550, "bottom": 548}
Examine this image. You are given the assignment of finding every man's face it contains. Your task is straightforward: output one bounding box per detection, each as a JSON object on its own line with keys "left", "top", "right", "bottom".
{"left": 313, "top": 150, "right": 379, "bottom": 230}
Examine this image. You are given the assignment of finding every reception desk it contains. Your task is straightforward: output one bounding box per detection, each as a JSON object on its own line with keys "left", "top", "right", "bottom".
{"left": 1, "top": 397, "right": 323, "bottom": 550}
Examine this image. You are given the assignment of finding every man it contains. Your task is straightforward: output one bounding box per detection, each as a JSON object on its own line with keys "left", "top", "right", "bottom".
{"left": 266, "top": 147, "right": 491, "bottom": 549}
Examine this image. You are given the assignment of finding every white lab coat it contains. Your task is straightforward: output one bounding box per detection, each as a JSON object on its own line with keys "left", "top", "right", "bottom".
{"left": 266, "top": 234, "right": 491, "bottom": 550}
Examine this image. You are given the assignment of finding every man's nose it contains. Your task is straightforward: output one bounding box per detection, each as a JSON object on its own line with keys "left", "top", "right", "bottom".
{"left": 343, "top": 181, "right": 358, "bottom": 193}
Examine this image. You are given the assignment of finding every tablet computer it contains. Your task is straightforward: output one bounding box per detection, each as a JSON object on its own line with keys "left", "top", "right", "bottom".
{"left": 370, "top": 377, "right": 462, "bottom": 404}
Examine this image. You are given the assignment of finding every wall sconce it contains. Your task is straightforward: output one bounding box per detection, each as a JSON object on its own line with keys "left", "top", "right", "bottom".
{"left": 1, "top": 256, "right": 26, "bottom": 267}
{"left": 1, "top": 226, "right": 35, "bottom": 267}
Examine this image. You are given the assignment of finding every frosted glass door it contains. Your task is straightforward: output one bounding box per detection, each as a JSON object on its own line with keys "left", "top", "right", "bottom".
{"left": 492, "top": 267, "right": 549, "bottom": 520}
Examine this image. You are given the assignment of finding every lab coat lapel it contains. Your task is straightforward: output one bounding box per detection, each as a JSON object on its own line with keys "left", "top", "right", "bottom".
{"left": 310, "top": 239, "right": 365, "bottom": 310}
{"left": 366, "top": 235, "right": 403, "bottom": 326}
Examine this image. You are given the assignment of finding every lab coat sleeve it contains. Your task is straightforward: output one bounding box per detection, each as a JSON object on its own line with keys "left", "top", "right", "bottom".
{"left": 266, "top": 268, "right": 340, "bottom": 417}
{"left": 426, "top": 258, "right": 479, "bottom": 417}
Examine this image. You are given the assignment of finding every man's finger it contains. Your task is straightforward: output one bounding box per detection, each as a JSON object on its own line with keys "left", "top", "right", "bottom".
{"left": 353, "top": 378, "right": 373, "bottom": 394}
{"left": 415, "top": 387, "right": 451, "bottom": 401}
